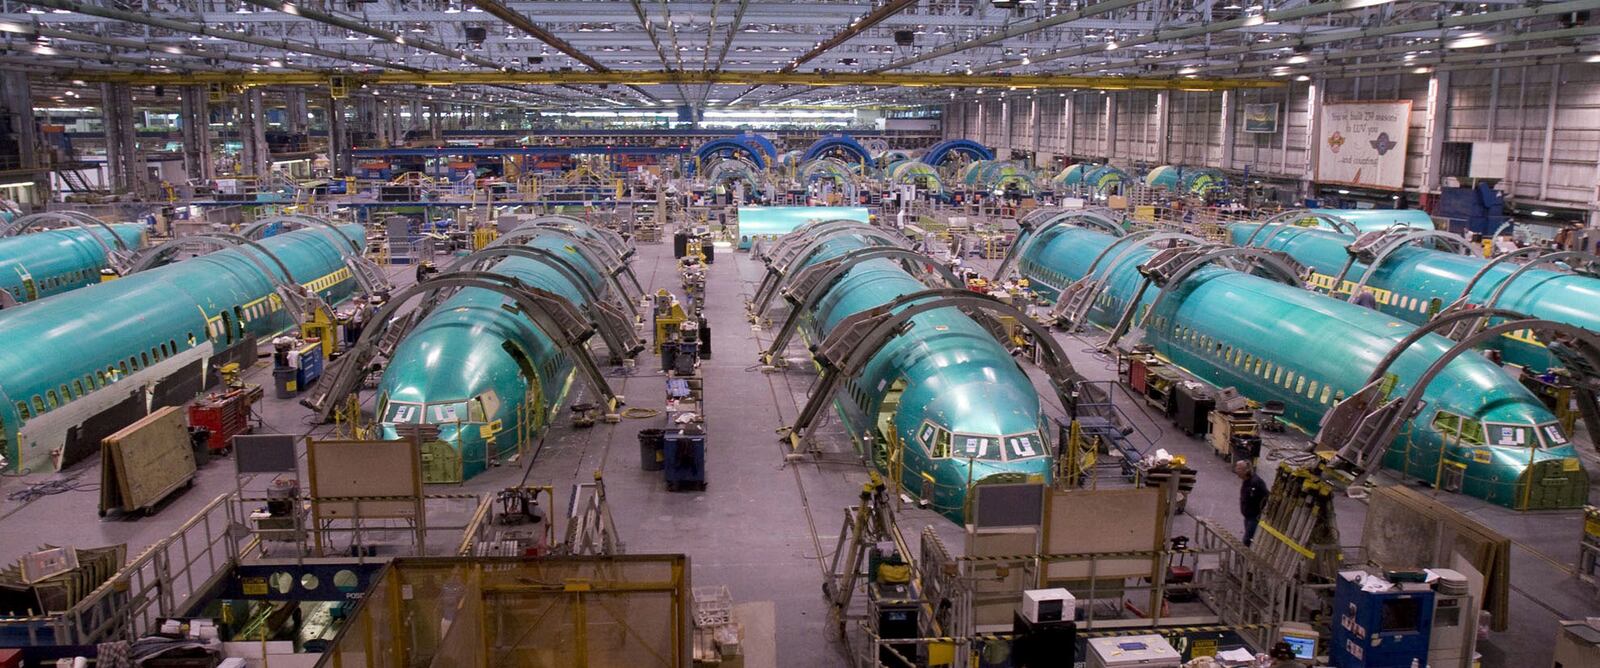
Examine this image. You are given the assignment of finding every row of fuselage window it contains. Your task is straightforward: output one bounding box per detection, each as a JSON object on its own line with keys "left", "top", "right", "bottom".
{"left": 6, "top": 268, "right": 97, "bottom": 299}
{"left": 14, "top": 335, "right": 199, "bottom": 422}
{"left": 1142, "top": 306, "right": 1349, "bottom": 409}
{"left": 10, "top": 273, "right": 331, "bottom": 424}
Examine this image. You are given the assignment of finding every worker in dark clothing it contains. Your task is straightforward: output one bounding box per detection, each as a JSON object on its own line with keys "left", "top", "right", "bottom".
{"left": 1352, "top": 287, "right": 1379, "bottom": 310}
{"left": 1236, "top": 459, "right": 1269, "bottom": 546}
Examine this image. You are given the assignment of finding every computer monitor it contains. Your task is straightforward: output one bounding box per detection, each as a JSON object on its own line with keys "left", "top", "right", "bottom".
{"left": 1279, "top": 622, "right": 1319, "bottom": 661}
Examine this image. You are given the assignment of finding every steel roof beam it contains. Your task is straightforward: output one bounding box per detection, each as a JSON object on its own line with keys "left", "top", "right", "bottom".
{"left": 873, "top": 0, "right": 1146, "bottom": 73}
{"left": 986, "top": 0, "right": 1600, "bottom": 73}
{"left": 60, "top": 68, "right": 1282, "bottom": 91}
{"left": 9, "top": 0, "right": 415, "bottom": 71}
{"left": 779, "top": 0, "right": 917, "bottom": 74}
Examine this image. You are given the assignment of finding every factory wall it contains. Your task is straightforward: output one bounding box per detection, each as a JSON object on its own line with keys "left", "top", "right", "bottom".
{"left": 942, "top": 63, "right": 1600, "bottom": 210}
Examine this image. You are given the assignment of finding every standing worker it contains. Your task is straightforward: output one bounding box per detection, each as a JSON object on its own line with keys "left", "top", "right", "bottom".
{"left": 1236, "top": 460, "right": 1269, "bottom": 546}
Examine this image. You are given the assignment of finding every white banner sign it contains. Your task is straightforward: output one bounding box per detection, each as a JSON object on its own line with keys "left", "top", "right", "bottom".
{"left": 1315, "top": 101, "right": 1412, "bottom": 190}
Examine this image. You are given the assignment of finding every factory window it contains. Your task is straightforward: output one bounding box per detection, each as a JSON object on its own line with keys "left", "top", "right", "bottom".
{"left": 1432, "top": 412, "right": 1485, "bottom": 445}
{"left": 140, "top": 352, "right": 150, "bottom": 367}
{"left": 88, "top": 374, "right": 99, "bottom": 390}
{"left": 170, "top": 340, "right": 179, "bottom": 355}
{"left": 1319, "top": 386, "right": 1332, "bottom": 404}
{"left": 16, "top": 402, "right": 29, "bottom": 420}
{"left": 118, "top": 360, "right": 129, "bottom": 374}
{"left": 1307, "top": 381, "right": 1319, "bottom": 399}
{"left": 1255, "top": 359, "right": 1265, "bottom": 376}
{"left": 1295, "top": 376, "right": 1306, "bottom": 393}
{"left": 129, "top": 356, "right": 140, "bottom": 371}
{"left": 45, "top": 390, "right": 58, "bottom": 409}
{"left": 32, "top": 396, "right": 45, "bottom": 414}
{"left": 1274, "top": 368, "right": 1285, "bottom": 384}
{"left": 60, "top": 385, "right": 71, "bottom": 402}
{"left": 71, "top": 380, "right": 84, "bottom": 398}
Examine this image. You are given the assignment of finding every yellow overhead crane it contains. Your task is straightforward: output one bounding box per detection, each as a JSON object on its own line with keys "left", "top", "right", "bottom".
{"left": 65, "top": 69, "right": 1285, "bottom": 92}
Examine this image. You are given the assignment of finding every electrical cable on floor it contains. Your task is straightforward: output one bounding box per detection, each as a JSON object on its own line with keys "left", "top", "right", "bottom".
{"left": 6, "top": 473, "right": 99, "bottom": 504}
{"left": 621, "top": 407, "right": 661, "bottom": 419}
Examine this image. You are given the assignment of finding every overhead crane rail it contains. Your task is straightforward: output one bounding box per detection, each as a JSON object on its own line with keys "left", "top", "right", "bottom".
{"left": 494, "top": 222, "right": 646, "bottom": 303}
{"left": 304, "top": 271, "right": 622, "bottom": 422}
{"left": 1316, "top": 311, "right": 1600, "bottom": 488}
{"left": 759, "top": 246, "right": 962, "bottom": 367}
{"left": 127, "top": 232, "right": 335, "bottom": 329}
{"left": 782, "top": 288, "right": 1085, "bottom": 453}
{"left": 749, "top": 220, "right": 909, "bottom": 318}
{"left": 1049, "top": 231, "right": 1206, "bottom": 330}
{"left": 1323, "top": 227, "right": 1475, "bottom": 302}
{"left": 1, "top": 211, "right": 135, "bottom": 275}
{"left": 440, "top": 246, "right": 643, "bottom": 364}
{"left": 1438, "top": 248, "right": 1600, "bottom": 339}
{"left": 245, "top": 214, "right": 393, "bottom": 299}
{"left": 1100, "top": 244, "right": 1305, "bottom": 350}
{"left": 992, "top": 207, "right": 1125, "bottom": 284}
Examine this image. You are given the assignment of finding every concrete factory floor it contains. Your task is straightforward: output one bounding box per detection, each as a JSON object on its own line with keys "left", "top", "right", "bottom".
{"left": 1, "top": 235, "right": 1597, "bottom": 666}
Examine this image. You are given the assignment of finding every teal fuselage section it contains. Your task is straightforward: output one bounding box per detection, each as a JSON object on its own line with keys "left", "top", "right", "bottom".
{"left": 0, "top": 223, "right": 147, "bottom": 305}
{"left": 0, "top": 224, "right": 364, "bottom": 473}
{"left": 1018, "top": 226, "right": 1587, "bottom": 509}
{"left": 1230, "top": 222, "right": 1600, "bottom": 373}
{"left": 794, "top": 233, "right": 1051, "bottom": 522}
{"left": 375, "top": 235, "right": 592, "bottom": 481}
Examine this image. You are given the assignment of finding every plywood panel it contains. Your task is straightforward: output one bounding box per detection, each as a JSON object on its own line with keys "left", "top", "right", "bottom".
{"left": 306, "top": 439, "right": 421, "bottom": 519}
{"left": 1044, "top": 487, "right": 1164, "bottom": 581}
{"left": 100, "top": 405, "right": 195, "bottom": 514}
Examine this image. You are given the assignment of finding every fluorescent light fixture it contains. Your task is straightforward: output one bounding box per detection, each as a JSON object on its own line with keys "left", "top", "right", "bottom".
{"left": 1531, "top": 210, "right": 1551, "bottom": 217}
{"left": 1295, "top": 75, "right": 1311, "bottom": 81}
{"left": 1337, "top": 189, "right": 1350, "bottom": 195}
{"left": 1287, "top": 55, "right": 1309, "bottom": 64}
{"left": 0, "top": 181, "right": 35, "bottom": 189}
{"left": 1105, "top": 41, "right": 1118, "bottom": 50}
{"left": 1447, "top": 36, "right": 1492, "bottom": 49}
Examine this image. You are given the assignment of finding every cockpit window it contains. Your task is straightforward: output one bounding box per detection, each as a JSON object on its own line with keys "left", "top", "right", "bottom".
{"left": 1005, "top": 433, "right": 1044, "bottom": 460}
{"left": 428, "top": 401, "right": 467, "bottom": 423}
{"left": 1432, "top": 412, "right": 1485, "bottom": 446}
{"left": 919, "top": 421, "right": 951, "bottom": 459}
{"left": 1483, "top": 423, "right": 1535, "bottom": 448}
{"left": 385, "top": 401, "right": 423, "bottom": 424}
{"left": 1539, "top": 423, "right": 1570, "bottom": 448}
{"left": 955, "top": 434, "right": 1000, "bottom": 461}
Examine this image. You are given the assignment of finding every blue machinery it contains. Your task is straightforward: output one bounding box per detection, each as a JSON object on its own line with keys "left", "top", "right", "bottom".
{"left": 305, "top": 215, "right": 644, "bottom": 483}
{"left": 999, "top": 213, "right": 1594, "bottom": 510}
{"left": 0, "top": 215, "right": 385, "bottom": 474}
{"left": 749, "top": 218, "right": 1085, "bottom": 522}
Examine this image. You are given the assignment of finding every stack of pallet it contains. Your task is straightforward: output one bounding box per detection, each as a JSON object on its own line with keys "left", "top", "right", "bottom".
{"left": 1250, "top": 464, "right": 1340, "bottom": 580}
{"left": 691, "top": 585, "right": 743, "bottom": 665}
{"left": 0, "top": 545, "right": 126, "bottom": 617}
